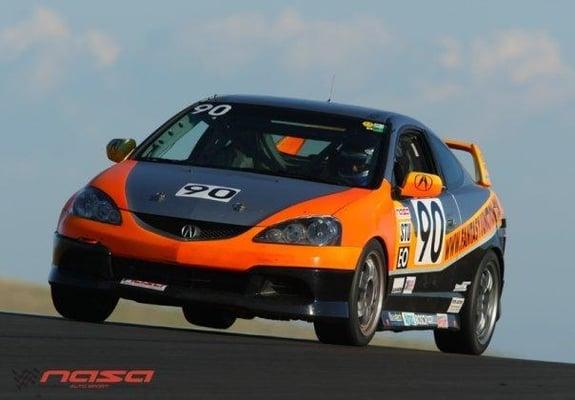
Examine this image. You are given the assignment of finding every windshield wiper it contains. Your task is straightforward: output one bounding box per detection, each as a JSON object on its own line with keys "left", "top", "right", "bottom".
{"left": 140, "top": 160, "right": 350, "bottom": 187}
{"left": 219, "top": 166, "right": 343, "bottom": 187}
{"left": 139, "top": 157, "right": 191, "bottom": 165}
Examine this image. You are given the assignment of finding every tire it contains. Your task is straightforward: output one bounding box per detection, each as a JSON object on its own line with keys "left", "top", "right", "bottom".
{"left": 434, "top": 250, "right": 501, "bottom": 355}
{"left": 51, "top": 285, "right": 118, "bottom": 323}
{"left": 182, "top": 304, "right": 236, "bottom": 329}
{"left": 314, "top": 240, "right": 386, "bottom": 346}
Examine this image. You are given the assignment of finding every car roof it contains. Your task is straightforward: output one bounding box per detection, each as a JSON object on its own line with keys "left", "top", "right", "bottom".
{"left": 206, "top": 94, "right": 425, "bottom": 128}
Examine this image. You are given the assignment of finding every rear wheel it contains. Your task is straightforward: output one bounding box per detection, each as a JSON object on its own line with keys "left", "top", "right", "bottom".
{"left": 182, "top": 304, "right": 236, "bottom": 329}
{"left": 314, "top": 240, "right": 386, "bottom": 346}
{"left": 434, "top": 251, "right": 501, "bottom": 355}
{"left": 51, "top": 285, "right": 118, "bottom": 323}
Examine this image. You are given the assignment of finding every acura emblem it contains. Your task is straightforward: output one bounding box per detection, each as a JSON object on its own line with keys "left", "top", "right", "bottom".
{"left": 414, "top": 174, "right": 432, "bottom": 191}
{"left": 181, "top": 224, "right": 199, "bottom": 239}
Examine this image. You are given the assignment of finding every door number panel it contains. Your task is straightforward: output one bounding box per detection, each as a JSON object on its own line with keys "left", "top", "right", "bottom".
{"left": 411, "top": 198, "right": 446, "bottom": 265}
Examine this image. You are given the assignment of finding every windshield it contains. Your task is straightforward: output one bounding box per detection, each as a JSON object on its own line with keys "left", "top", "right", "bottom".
{"left": 134, "top": 103, "right": 388, "bottom": 188}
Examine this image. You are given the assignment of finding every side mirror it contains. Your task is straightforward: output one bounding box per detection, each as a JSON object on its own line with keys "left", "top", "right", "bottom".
{"left": 400, "top": 172, "right": 444, "bottom": 198}
{"left": 106, "top": 138, "right": 136, "bottom": 163}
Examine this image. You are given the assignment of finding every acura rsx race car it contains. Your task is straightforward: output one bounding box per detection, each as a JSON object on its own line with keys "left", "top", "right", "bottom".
{"left": 50, "top": 95, "right": 506, "bottom": 355}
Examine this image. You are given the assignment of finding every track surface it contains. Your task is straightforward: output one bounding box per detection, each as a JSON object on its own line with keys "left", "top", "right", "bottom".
{"left": 1, "top": 312, "right": 574, "bottom": 399}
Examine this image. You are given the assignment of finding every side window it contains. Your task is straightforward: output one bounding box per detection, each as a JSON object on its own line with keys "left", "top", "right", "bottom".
{"left": 428, "top": 134, "right": 467, "bottom": 189}
{"left": 393, "top": 131, "right": 436, "bottom": 186}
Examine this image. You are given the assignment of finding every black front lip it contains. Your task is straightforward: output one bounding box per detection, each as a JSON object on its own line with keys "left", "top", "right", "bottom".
{"left": 49, "top": 234, "right": 353, "bottom": 321}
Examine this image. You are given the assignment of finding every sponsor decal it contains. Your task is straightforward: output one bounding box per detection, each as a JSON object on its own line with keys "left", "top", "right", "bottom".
{"left": 191, "top": 103, "right": 233, "bottom": 116}
{"left": 403, "top": 276, "right": 416, "bottom": 294}
{"left": 436, "top": 313, "right": 449, "bottom": 329}
{"left": 414, "top": 314, "right": 437, "bottom": 326}
{"left": 362, "top": 121, "right": 385, "bottom": 133}
{"left": 447, "top": 297, "right": 465, "bottom": 313}
{"left": 120, "top": 279, "right": 167, "bottom": 292}
{"left": 411, "top": 198, "right": 446, "bottom": 265}
{"left": 395, "top": 206, "right": 411, "bottom": 219}
{"left": 454, "top": 281, "right": 472, "bottom": 292}
{"left": 414, "top": 314, "right": 426, "bottom": 326}
{"left": 396, "top": 247, "right": 409, "bottom": 269}
{"left": 391, "top": 277, "right": 405, "bottom": 294}
{"left": 444, "top": 196, "right": 502, "bottom": 261}
{"left": 175, "top": 183, "right": 241, "bottom": 203}
{"left": 402, "top": 312, "right": 416, "bottom": 327}
{"left": 399, "top": 222, "right": 411, "bottom": 243}
{"left": 388, "top": 312, "right": 403, "bottom": 322}
{"left": 385, "top": 312, "right": 445, "bottom": 328}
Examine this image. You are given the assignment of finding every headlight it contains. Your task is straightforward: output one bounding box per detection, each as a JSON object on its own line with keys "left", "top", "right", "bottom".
{"left": 72, "top": 187, "right": 122, "bottom": 225}
{"left": 254, "top": 217, "right": 341, "bottom": 246}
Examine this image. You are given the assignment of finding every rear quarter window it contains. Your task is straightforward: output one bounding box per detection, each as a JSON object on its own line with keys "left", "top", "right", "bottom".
{"left": 428, "top": 133, "right": 467, "bottom": 189}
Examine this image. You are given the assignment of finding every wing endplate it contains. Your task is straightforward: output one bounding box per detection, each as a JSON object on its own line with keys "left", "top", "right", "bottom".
{"left": 445, "top": 139, "right": 492, "bottom": 187}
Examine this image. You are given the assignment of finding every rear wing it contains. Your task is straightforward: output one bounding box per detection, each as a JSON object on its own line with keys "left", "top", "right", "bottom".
{"left": 444, "top": 139, "right": 492, "bottom": 187}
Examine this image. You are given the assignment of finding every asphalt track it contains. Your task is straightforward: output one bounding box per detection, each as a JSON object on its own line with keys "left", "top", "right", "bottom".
{"left": 1, "top": 312, "right": 574, "bottom": 399}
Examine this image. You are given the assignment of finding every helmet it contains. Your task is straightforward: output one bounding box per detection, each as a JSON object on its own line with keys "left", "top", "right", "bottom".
{"left": 335, "top": 140, "right": 375, "bottom": 186}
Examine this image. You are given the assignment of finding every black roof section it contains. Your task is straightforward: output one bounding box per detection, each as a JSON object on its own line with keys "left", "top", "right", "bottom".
{"left": 205, "top": 94, "right": 423, "bottom": 127}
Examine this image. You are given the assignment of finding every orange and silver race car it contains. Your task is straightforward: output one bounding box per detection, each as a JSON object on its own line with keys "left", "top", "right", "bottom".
{"left": 50, "top": 95, "right": 506, "bottom": 354}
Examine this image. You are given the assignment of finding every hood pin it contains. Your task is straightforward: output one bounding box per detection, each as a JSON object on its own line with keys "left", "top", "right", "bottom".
{"left": 232, "top": 202, "right": 247, "bottom": 213}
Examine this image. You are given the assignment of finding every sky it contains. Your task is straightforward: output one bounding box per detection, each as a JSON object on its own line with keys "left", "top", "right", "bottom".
{"left": 1, "top": 1, "right": 574, "bottom": 363}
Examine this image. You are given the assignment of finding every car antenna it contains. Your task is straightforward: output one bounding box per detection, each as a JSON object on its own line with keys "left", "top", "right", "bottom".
{"left": 327, "top": 74, "right": 336, "bottom": 103}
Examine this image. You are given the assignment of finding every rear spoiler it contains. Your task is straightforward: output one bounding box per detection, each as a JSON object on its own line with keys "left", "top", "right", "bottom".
{"left": 444, "top": 139, "right": 492, "bottom": 187}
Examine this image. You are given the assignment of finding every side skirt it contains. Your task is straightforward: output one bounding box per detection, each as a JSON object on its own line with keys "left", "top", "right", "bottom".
{"left": 381, "top": 310, "right": 460, "bottom": 331}
{"left": 379, "top": 292, "right": 463, "bottom": 331}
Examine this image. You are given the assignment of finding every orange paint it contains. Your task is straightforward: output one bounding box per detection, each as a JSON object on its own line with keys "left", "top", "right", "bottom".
{"left": 57, "top": 159, "right": 503, "bottom": 276}
{"left": 276, "top": 136, "right": 306, "bottom": 155}
{"left": 445, "top": 139, "right": 492, "bottom": 187}
{"left": 400, "top": 172, "right": 444, "bottom": 198}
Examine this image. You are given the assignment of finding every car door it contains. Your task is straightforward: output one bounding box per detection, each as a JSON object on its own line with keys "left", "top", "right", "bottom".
{"left": 391, "top": 129, "right": 462, "bottom": 283}
{"left": 426, "top": 133, "right": 495, "bottom": 288}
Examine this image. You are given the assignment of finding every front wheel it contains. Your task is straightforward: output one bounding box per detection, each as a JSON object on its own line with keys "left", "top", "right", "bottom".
{"left": 51, "top": 285, "right": 118, "bottom": 323}
{"left": 434, "top": 251, "right": 501, "bottom": 355}
{"left": 314, "top": 240, "right": 386, "bottom": 346}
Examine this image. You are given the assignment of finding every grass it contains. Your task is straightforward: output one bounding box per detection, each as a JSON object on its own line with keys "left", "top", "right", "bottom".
{"left": 0, "top": 277, "right": 437, "bottom": 351}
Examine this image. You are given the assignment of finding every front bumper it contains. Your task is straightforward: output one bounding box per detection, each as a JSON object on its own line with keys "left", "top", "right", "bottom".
{"left": 49, "top": 234, "right": 354, "bottom": 321}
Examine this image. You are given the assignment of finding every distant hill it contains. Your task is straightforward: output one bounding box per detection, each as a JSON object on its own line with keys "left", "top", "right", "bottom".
{"left": 0, "top": 277, "right": 436, "bottom": 351}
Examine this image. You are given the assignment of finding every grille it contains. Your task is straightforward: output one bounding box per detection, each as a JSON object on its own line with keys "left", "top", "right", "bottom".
{"left": 133, "top": 212, "right": 251, "bottom": 241}
{"left": 112, "top": 258, "right": 249, "bottom": 293}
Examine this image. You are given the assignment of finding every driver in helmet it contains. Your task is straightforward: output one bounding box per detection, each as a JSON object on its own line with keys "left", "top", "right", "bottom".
{"left": 335, "top": 140, "right": 375, "bottom": 186}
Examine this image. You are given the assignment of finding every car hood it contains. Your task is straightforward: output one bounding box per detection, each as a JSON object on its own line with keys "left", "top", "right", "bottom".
{"left": 115, "top": 161, "right": 355, "bottom": 226}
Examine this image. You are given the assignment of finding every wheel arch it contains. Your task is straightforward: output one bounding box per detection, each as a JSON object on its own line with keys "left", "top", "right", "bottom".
{"left": 490, "top": 246, "right": 505, "bottom": 286}
{"left": 368, "top": 235, "right": 389, "bottom": 331}
{"left": 370, "top": 235, "right": 390, "bottom": 273}
{"left": 489, "top": 245, "right": 505, "bottom": 320}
